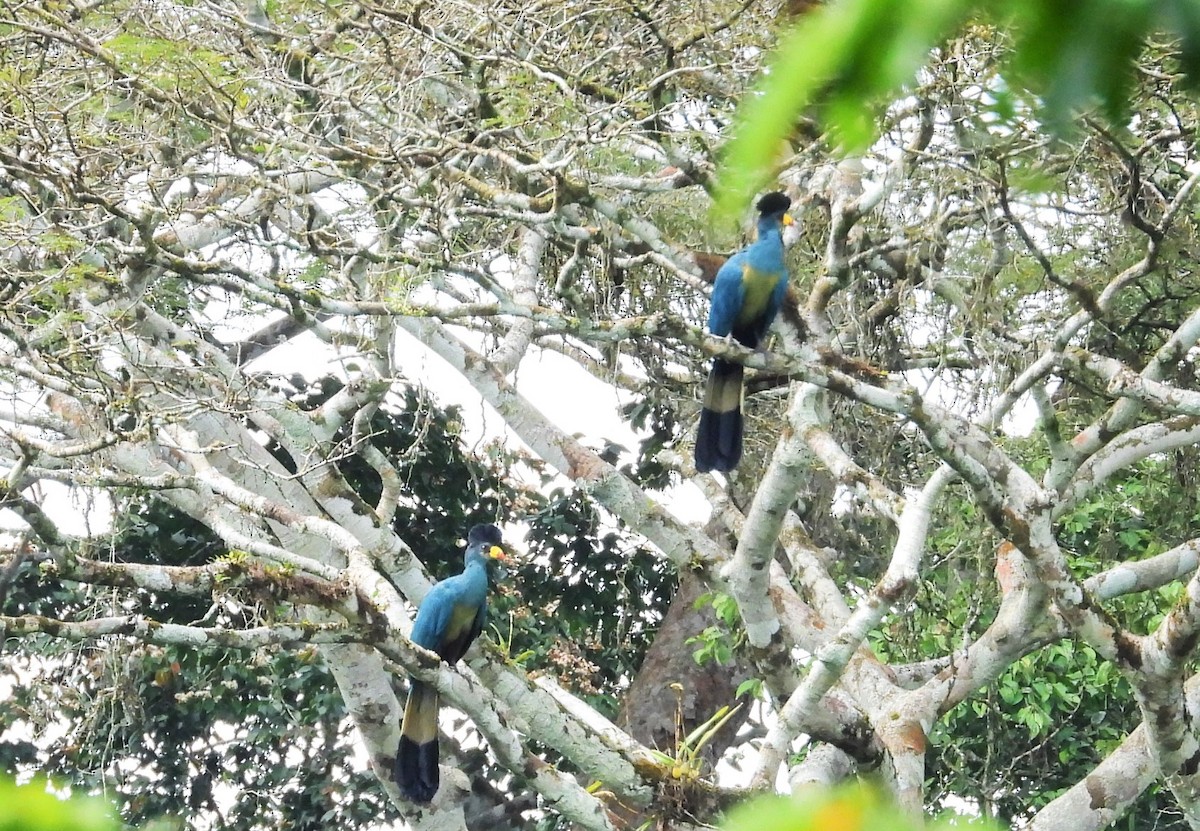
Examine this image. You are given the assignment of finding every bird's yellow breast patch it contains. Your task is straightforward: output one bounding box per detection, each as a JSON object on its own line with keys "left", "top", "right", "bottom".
{"left": 447, "top": 602, "right": 479, "bottom": 638}
{"left": 736, "top": 265, "right": 782, "bottom": 326}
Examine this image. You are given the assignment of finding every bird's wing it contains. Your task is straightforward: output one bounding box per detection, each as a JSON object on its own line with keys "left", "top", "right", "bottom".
{"left": 436, "top": 599, "right": 486, "bottom": 663}
{"left": 410, "top": 581, "right": 455, "bottom": 653}
{"left": 764, "top": 268, "right": 789, "bottom": 331}
{"left": 708, "top": 255, "right": 747, "bottom": 337}
{"left": 468, "top": 604, "right": 487, "bottom": 654}
{"left": 413, "top": 574, "right": 489, "bottom": 663}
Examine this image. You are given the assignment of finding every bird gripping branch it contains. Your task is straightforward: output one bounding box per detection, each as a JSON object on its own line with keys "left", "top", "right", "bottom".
{"left": 695, "top": 191, "right": 793, "bottom": 473}
{"left": 395, "top": 523, "right": 507, "bottom": 804}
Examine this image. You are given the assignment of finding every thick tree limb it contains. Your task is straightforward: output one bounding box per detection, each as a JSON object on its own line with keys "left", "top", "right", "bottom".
{"left": 0, "top": 613, "right": 364, "bottom": 647}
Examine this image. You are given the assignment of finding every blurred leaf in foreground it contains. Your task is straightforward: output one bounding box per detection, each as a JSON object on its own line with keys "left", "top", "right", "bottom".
{"left": 717, "top": 0, "right": 1200, "bottom": 217}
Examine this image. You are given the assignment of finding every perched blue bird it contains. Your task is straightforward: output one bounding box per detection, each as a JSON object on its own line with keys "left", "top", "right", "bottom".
{"left": 695, "top": 192, "right": 794, "bottom": 473}
{"left": 395, "top": 524, "right": 506, "bottom": 803}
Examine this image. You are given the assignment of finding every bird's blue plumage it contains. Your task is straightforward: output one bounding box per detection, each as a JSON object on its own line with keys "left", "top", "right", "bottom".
{"left": 696, "top": 192, "right": 792, "bottom": 473}
{"left": 707, "top": 214, "right": 789, "bottom": 346}
{"left": 409, "top": 560, "right": 489, "bottom": 658}
{"left": 396, "top": 524, "right": 505, "bottom": 803}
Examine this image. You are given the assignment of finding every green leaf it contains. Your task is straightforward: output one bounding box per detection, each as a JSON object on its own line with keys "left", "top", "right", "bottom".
{"left": 721, "top": 782, "right": 1002, "bottom": 831}
{"left": 680, "top": 703, "right": 741, "bottom": 759}
{"left": 716, "top": 0, "right": 1200, "bottom": 216}
{"left": 736, "top": 677, "right": 764, "bottom": 699}
{"left": 715, "top": 0, "right": 969, "bottom": 217}
{"left": 0, "top": 778, "right": 119, "bottom": 831}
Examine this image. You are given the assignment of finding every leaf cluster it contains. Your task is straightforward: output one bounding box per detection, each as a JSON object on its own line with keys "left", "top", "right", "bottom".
{"left": 2, "top": 375, "right": 677, "bottom": 827}
{"left": 718, "top": 0, "right": 1200, "bottom": 213}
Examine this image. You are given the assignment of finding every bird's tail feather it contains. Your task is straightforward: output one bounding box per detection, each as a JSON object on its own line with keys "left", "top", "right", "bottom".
{"left": 395, "top": 681, "right": 440, "bottom": 803}
{"left": 695, "top": 359, "right": 744, "bottom": 472}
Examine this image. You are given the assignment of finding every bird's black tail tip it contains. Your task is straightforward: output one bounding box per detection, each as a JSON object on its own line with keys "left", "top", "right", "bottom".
{"left": 695, "top": 408, "right": 743, "bottom": 472}
{"left": 395, "top": 735, "right": 439, "bottom": 804}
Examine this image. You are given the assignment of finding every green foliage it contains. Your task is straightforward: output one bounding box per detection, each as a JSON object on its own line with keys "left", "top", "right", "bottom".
{"left": 623, "top": 395, "right": 681, "bottom": 491}
{"left": 102, "top": 32, "right": 246, "bottom": 106}
{"left": 1059, "top": 457, "right": 1200, "bottom": 635}
{"left": 647, "top": 699, "right": 741, "bottom": 781}
{"left": 504, "top": 488, "right": 676, "bottom": 715}
{"left": 687, "top": 592, "right": 743, "bottom": 666}
{"left": 289, "top": 379, "right": 518, "bottom": 567}
{"left": 1, "top": 375, "right": 674, "bottom": 827}
{"left": 94, "top": 646, "right": 381, "bottom": 830}
{"left": 0, "top": 778, "right": 118, "bottom": 831}
{"left": 717, "top": 0, "right": 1200, "bottom": 214}
{"left": 735, "top": 677, "right": 764, "bottom": 701}
{"left": 927, "top": 639, "right": 1136, "bottom": 820}
{"left": 7, "top": 0, "right": 1200, "bottom": 823}
{"left": 878, "top": 451, "right": 1200, "bottom": 824}
{"left": 723, "top": 782, "right": 1001, "bottom": 831}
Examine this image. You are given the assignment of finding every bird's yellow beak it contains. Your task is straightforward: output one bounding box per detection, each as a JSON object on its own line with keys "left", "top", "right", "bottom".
{"left": 782, "top": 213, "right": 795, "bottom": 227}
{"left": 488, "top": 545, "right": 508, "bottom": 563}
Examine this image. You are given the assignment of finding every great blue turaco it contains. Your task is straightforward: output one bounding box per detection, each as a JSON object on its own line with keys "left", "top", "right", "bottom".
{"left": 395, "top": 523, "right": 507, "bottom": 803}
{"left": 695, "top": 191, "right": 794, "bottom": 472}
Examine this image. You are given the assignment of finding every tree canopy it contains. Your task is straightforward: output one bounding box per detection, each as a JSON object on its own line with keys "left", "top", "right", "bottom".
{"left": 718, "top": 0, "right": 1200, "bottom": 211}
{"left": 3, "top": 2, "right": 1200, "bottom": 830}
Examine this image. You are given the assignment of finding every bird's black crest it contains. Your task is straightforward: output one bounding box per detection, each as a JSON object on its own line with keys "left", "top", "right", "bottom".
{"left": 467, "top": 524, "right": 502, "bottom": 545}
{"left": 756, "top": 191, "right": 791, "bottom": 216}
